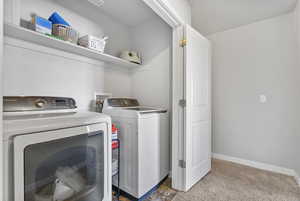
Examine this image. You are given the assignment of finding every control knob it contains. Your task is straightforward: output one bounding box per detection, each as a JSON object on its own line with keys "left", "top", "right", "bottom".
{"left": 35, "top": 99, "right": 46, "bottom": 108}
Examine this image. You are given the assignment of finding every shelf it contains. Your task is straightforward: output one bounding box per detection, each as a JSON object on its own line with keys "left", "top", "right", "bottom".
{"left": 4, "top": 23, "right": 140, "bottom": 69}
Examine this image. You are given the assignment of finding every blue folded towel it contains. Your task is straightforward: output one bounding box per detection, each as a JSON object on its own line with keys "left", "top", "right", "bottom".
{"left": 48, "top": 12, "right": 70, "bottom": 26}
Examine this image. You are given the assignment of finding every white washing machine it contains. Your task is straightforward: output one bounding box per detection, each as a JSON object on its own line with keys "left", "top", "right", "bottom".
{"left": 102, "top": 98, "right": 169, "bottom": 199}
{"left": 3, "top": 96, "right": 112, "bottom": 201}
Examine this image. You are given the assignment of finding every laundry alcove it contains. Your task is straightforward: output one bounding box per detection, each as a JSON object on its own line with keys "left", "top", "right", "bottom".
{"left": 3, "top": 0, "right": 173, "bottom": 112}
{"left": 3, "top": 0, "right": 173, "bottom": 200}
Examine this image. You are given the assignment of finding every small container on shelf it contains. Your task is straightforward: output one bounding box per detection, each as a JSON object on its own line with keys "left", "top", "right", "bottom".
{"left": 111, "top": 124, "right": 120, "bottom": 199}
{"left": 112, "top": 140, "right": 119, "bottom": 149}
{"left": 112, "top": 124, "right": 118, "bottom": 140}
{"left": 52, "top": 24, "right": 79, "bottom": 44}
{"left": 78, "top": 35, "right": 108, "bottom": 53}
{"left": 48, "top": 12, "right": 79, "bottom": 44}
{"left": 31, "top": 15, "right": 52, "bottom": 35}
{"left": 48, "top": 12, "right": 70, "bottom": 26}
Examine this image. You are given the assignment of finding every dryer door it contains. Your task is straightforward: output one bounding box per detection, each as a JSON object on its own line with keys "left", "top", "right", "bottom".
{"left": 13, "top": 123, "right": 111, "bottom": 201}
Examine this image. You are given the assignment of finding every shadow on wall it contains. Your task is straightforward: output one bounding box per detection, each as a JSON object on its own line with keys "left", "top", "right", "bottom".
{"left": 130, "top": 18, "right": 172, "bottom": 109}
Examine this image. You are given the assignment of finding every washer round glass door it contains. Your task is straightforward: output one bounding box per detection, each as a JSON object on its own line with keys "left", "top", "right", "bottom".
{"left": 13, "top": 124, "right": 108, "bottom": 201}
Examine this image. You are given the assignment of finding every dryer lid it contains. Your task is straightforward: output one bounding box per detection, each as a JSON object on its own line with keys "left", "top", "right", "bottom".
{"left": 3, "top": 112, "right": 111, "bottom": 139}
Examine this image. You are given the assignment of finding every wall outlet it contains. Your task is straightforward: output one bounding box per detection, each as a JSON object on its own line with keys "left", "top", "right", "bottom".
{"left": 259, "top": 94, "right": 267, "bottom": 103}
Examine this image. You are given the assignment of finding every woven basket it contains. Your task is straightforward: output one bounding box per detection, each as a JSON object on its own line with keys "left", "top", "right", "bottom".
{"left": 52, "top": 24, "right": 79, "bottom": 44}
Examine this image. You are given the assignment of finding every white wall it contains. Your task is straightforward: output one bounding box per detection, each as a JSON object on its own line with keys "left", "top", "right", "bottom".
{"left": 131, "top": 19, "right": 172, "bottom": 110}
{"left": 164, "top": 0, "right": 191, "bottom": 24}
{"left": 296, "top": 1, "right": 300, "bottom": 55}
{"left": 208, "top": 13, "right": 300, "bottom": 173}
{"left": 3, "top": 0, "right": 133, "bottom": 110}
{"left": 3, "top": 41, "right": 133, "bottom": 110}
{"left": 295, "top": 1, "right": 300, "bottom": 48}
{"left": 130, "top": 17, "right": 172, "bottom": 172}
{"left": 294, "top": 2, "right": 300, "bottom": 178}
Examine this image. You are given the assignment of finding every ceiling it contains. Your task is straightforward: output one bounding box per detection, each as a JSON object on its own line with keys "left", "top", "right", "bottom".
{"left": 56, "top": 0, "right": 157, "bottom": 27}
{"left": 97, "top": 0, "right": 156, "bottom": 27}
{"left": 190, "top": 0, "right": 298, "bottom": 35}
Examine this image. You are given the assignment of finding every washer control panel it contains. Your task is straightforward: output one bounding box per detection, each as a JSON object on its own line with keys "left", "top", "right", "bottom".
{"left": 3, "top": 96, "right": 77, "bottom": 112}
{"left": 107, "top": 98, "right": 139, "bottom": 107}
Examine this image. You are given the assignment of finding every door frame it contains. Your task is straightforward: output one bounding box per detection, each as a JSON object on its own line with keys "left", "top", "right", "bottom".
{"left": 0, "top": 0, "right": 4, "bottom": 200}
{"left": 142, "top": 0, "right": 186, "bottom": 191}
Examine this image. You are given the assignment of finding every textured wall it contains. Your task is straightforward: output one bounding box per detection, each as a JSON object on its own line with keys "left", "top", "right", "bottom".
{"left": 208, "top": 13, "right": 300, "bottom": 174}
{"left": 131, "top": 19, "right": 172, "bottom": 110}
{"left": 294, "top": 1, "right": 300, "bottom": 179}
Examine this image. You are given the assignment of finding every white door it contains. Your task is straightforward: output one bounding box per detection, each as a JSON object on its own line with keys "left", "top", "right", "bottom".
{"left": 183, "top": 25, "right": 212, "bottom": 191}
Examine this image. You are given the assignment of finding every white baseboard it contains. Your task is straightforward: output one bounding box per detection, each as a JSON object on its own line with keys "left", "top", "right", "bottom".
{"left": 295, "top": 172, "right": 300, "bottom": 186}
{"left": 212, "top": 153, "right": 299, "bottom": 186}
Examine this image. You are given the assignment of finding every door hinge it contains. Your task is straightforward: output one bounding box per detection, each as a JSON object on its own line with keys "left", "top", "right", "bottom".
{"left": 179, "top": 99, "right": 186, "bottom": 107}
{"left": 180, "top": 39, "right": 187, "bottom": 47}
{"left": 179, "top": 160, "right": 186, "bottom": 168}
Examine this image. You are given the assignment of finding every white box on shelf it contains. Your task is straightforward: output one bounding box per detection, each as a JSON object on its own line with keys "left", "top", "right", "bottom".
{"left": 78, "top": 35, "right": 107, "bottom": 53}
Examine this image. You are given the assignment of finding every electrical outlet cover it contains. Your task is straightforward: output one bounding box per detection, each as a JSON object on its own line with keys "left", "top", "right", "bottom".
{"left": 259, "top": 94, "right": 267, "bottom": 103}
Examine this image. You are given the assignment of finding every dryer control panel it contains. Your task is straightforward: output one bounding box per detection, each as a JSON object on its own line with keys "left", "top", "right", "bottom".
{"left": 3, "top": 96, "right": 77, "bottom": 112}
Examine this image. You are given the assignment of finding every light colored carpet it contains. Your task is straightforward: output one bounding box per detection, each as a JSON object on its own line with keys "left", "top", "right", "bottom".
{"left": 173, "top": 159, "right": 300, "bottom": 201}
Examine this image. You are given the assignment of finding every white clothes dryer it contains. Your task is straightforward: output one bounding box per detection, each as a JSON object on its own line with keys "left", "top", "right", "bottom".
{"left": 3, "top": 96, "right": 112, "bottom": 201}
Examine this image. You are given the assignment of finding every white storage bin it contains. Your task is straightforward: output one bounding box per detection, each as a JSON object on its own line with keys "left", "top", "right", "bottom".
{"left": 78, "top": 35, "right": 108, "bottom": 53}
